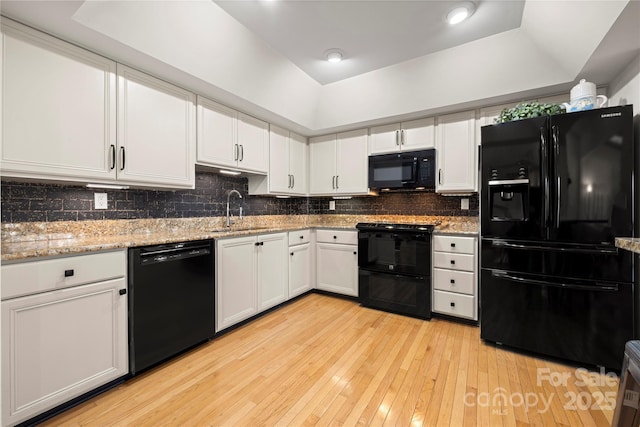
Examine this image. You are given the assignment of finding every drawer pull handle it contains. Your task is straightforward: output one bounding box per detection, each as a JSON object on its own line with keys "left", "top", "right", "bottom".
{"left": 450, "top": 302, "right": 456, "bottom": 307}
{"left": 64, "top": 269, "right": 74, "bottom": 277}
{"left": 450, "top": 260, "right": 456, "bottom": 265}
{"left": 451, "top": 243, "right": 456, "bottom": 248}
{"left": 119, "top": 289, "right": 127, "bottom": 295}
{"left": 450, "top": 279, "right": 455, "bottom": 284}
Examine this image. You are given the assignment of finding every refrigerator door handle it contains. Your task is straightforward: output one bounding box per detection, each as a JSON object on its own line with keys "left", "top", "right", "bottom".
{"left": 490, "top": 240, "right": 619, "bottom": 254}
{"left": 552, "top": 124, "right": 560, "bottom": 229}
{"left": 491, "top": 270, "right": 619, "bottom": 292}
{"left": 541, "top": 126, "right": 549, "bottom": 229}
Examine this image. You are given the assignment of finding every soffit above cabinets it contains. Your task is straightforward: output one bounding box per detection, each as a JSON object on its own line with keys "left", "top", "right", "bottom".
{"left": 1, "top": 1, "right": 638, "bottom": 135}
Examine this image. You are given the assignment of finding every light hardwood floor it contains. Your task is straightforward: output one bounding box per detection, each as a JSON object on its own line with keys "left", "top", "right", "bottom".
{"left": 43, "top": 293, "right": 619, "bottom": 426}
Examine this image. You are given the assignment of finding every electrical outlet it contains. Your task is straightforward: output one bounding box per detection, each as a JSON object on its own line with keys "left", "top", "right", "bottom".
{"left": 94, "top": 193, "right": 108, "bottom": 210}
{"left": 461, "top": 198, "right": 469, "bottom": 210}
{"left": 329, "top": 200, "right": 336, "bottom": 211}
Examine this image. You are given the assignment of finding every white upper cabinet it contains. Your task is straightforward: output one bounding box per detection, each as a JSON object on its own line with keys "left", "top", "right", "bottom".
{"left": 1, "top": 19, "right": 196, "bottom": 189}
{"left": 369, "top": 117, "right": 435, "bottom": 155}
{"left": 309, "top": 129, "right": 369, "bottom": 196}
{"left": 237, "top": 112, "right": 269, "bottom": 173}
{"left": 197, "top": 97, "right": 237, "bottom": 169}
{"left": 117, "top": 65, "right": 195, "bottom": 188}
{"left": 309, "top": 134, "right": 337, "bottom": 194}
{"left": 288, "top": 131, "right": 309, "bottom": 194}
{"left": 249, "top": 124, "right": 308, "bottom": 196}
{"left": 436, "top": 110, "right": 477, "bottom": 194}
{"left": 197, "top": 96, "right": 268, "bottom": 174}
{"left": 1, "top": 19, "right": 117, "bottom": 182}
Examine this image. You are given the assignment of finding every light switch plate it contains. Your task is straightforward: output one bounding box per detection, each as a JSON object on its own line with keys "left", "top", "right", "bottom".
{"left": 461, "top": 198, "right": 469, "bottom": 210}
{"left": 329, "top": 201, "right": 336, "bottom": 211}
{"left": 94, "top": 193, "right": 108, "bottom": 210}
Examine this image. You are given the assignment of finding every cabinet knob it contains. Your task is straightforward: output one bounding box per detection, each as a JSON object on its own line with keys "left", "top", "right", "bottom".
{"left": 450, "top": 302, "right": 456, "bottom": 307}
{"left": 451, "top": 243, "right": 456, "bottom": 248}
{"left": 333, "top": 236, "right": 337, "bottom": 239}
{"left": 290, "top": 252, "right": 294, "bottom": 256}
{"left": 300, "top": 236, "right": 304, "bottom": 239}
{"left": 353, "top": 251, "right": 357, "bottom": 255}
{"left": 119, "top": 289, "right": 127, "bottom": 295}
{"left": 450, "top": 279, "right": 455, "bottom": 284}
{"left": 450, "top": 260, "right": 456, "bottom": 265}
{"left": 64, "top": 269, "right": 74, "bottom": 277}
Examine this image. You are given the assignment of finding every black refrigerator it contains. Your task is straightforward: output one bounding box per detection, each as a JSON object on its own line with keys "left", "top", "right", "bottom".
{"left": 480, "top": 105, "right": 635, "bottom": 370}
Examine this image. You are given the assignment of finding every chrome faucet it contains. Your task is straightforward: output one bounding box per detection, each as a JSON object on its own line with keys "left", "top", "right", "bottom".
{"left": 226, "top": 189, "right": 243, "bottom": 227}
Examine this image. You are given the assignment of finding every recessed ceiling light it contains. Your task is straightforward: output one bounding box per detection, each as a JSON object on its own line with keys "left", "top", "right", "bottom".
{"left": 446, "top": 2, "right": 475, "bottom": 25}
{"left": 325, "top": 48, "right": 344, "bottom": 63}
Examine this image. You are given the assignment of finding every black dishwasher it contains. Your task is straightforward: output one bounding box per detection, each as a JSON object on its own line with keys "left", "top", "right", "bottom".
{"left": 128, "top": 240, "right": 215, "bottom": 375}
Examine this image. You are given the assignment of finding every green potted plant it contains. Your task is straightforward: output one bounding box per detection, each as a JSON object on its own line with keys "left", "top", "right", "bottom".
{"left": 495, "top": 102, "right": 565, "bottom": 124}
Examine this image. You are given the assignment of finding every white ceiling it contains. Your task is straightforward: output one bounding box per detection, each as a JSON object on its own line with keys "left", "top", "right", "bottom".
{"left": 0, "top": 1, "right": 638, "bottom": 136}
{"left": 214, "top": 0, "right": 526, "bottom": 84}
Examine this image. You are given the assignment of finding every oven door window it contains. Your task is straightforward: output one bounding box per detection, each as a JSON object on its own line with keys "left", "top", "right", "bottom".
{"left": 360, "top": 232, "right": 429, "bottom": 276}
{"left": 370, "top": 156, "right": 418, "bottom": 187}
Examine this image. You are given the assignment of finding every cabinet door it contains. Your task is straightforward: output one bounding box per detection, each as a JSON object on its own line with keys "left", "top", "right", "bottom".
{"left": 216, "top": 236, "right": 258, "bottom": 332}
{"left": 289, "top": 132, "right": 308, "bottom": 195}
{"left": 2, "top": 278, "right": 128, "bottom": 426}
{"left": 257, "top": 233, "right": 288, "bottom": 311}
{"left": 336, "top": 128, "right": 369, "bottom": 195}
{"left": 289, "top": 243, "right": 311, "bottom": 298}
{"left": 237, "top": 113, "right": 268, "bottom": 174}
{"left": 197, "top": 96, "right": 238, "bottom": 169}
{"left": 316, "top": 243, "right": 358, "bottom": 297}
{"left": 309, "top": 134, "right": 337, "bottom": 194}
{"left": 401, "top": 117, "right": 435, "bottom": 151}
{"left": 117, "top": 65, "right": 195, "bottom": 188}
{"left": 1, "top": 19, "right": 117, "bottom": 182}
{"left": 436, "top": 110, "right": 477, "bottom": 193}
{"left": 268, "top": 125, "right": 291, "bottom": 193}
{"left": 369, "top": 123, "right": 400, "bottom": 155}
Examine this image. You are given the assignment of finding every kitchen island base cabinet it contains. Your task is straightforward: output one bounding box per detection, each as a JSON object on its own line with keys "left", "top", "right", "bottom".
{"left": 1, "top": 251, "right": 128, "bottom": 426}
{"left": 216, "top": 233, "right": 288, "bottom": 333}
{"left": 315, "top": 230, "right": 358, "bottom": 297}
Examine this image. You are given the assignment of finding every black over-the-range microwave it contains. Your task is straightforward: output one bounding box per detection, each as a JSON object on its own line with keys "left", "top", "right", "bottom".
{"left": 368, "top": 149, "right": 436, "bottom": 190}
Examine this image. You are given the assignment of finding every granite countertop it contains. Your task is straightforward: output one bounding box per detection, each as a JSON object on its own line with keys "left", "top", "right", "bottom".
{"left": 1, "top": 214, "right": 478, "bottom": 262}
{"left": 615, "top": 237, "right": 640, "bottom": 255}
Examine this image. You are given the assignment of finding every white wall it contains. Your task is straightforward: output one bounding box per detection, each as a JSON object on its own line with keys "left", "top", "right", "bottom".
{"left": 608, "top": 54, "right": 640, "bottom": 108}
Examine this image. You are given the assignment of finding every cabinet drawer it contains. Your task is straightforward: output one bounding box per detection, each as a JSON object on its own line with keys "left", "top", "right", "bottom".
{"left": 316, "top": 229, "right": 357, "bottom": 245}
{"left": 1, "top": 250, "right": 127, "bottom": 300}
{"left": 433, "top": 252, "right": 475, "bottom": 272}
{"left": 433, "top": 290, "right": 476, "bottom": 319}
{"left": 288, "top": 229, "right": 311, "bottom": 246}
{"left": 433, "top": 268, "right": 475, "bottom": 295}
{"left": 433, "top": 235, "right": 476, "bottom": 254}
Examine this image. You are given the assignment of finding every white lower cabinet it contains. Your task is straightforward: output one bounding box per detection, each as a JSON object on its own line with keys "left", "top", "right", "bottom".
{"left": 432, "top": 234, "right": 478, "bottom": 321}
{"left": 288, "top": 230, "right": 312, "bottom": 298}
{"left": 315, "top": 230, "right": 358, "bottom": 297}
{"left": 1, "top": 250, "right": 128, "bottom": 426}
{"left": 257, "top": 233, "right": 289, "bottom": 311}
{"left": 216, "top": 233, "right": 287, "bottom": 332}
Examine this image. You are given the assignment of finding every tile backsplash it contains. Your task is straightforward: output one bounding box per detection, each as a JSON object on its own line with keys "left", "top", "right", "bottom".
{"left": 1, "top": 172, "right": 478, "bottom": 223}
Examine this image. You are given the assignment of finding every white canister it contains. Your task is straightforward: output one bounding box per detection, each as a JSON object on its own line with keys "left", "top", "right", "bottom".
{"left": 566, "top": 79, "right": 608, "bottom": 112}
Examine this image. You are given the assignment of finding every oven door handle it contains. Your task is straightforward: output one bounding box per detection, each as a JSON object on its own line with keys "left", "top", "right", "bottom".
{"left": 491, "top": 270, "right": 619, "bottom": 292}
